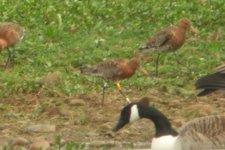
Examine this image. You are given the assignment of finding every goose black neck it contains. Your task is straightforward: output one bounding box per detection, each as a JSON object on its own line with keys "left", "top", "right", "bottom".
{"left": 138, "top": 104, "right": 178, "bottom": 137}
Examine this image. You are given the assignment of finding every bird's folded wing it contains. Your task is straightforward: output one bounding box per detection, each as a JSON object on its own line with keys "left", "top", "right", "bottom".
{"left": 91, "top": 60, "right": 124, "bottom": 79}
{"left": 195, "top": 72, "right": 225, "bottom": 89}
{"left": 139, "top": 28, "right": 174, "bottom": 52}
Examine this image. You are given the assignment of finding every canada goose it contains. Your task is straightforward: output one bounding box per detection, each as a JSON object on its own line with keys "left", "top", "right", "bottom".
{"left": 0, "top": 22, "right": 25, "bottom": 68}
{"left": 80, "top": 55, "right": 144, "bottom": 105}
{"left": 113, "top": 97, "right": 225, "bottom": 150}
{"left": 139, "top": 18, "right": 198, "bottom": 76}
{"left": 195, "top": 64, "right": 225, "bottom": 96}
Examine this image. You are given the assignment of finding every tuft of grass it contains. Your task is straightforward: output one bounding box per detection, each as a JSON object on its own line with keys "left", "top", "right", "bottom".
{"left": 50, "top": 136, "right": 85, "bottom": 150}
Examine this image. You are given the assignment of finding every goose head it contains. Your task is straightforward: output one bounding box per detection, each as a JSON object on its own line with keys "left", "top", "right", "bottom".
{"left": 113, "top": 97, "right": 177, "bottom": 136}
{"left": 113, "top": 103, "right": 139, "bottom": 132}
{"left": 113, "top": 97, "right": 178, "bottom": 150}
{"left": 113, "top": 97, "right": 150, "bottom": 132}
{"left": 113, "top": 97, "right": 225, "bottom": 150}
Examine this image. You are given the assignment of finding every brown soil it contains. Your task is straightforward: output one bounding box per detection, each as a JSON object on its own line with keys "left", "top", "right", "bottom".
{"left": 0, "top": 88, "right": 225, "bottom": 149}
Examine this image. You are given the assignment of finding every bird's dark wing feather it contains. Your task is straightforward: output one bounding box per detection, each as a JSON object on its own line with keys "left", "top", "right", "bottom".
{"left": 195, "top": 71, "right": 225, "bottom": 96}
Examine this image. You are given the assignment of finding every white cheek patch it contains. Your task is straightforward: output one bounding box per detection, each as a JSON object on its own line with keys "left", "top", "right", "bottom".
{"left": 130, "top": 105, "right": 140, "bottom": 122}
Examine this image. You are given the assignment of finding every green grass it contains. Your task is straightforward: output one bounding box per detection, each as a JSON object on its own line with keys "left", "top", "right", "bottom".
{"left": 0, "top": 0, "right": 224, "bottom": 98}
{"left": 0, "top": 2, "right": 224, "bottom": 149}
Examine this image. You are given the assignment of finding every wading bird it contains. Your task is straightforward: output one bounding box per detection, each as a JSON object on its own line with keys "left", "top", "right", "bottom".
{"left": 113, "top": 97, "right": 225, "bottom": 150}
{"left": 139, "top": 18, "right": 198, "bottom": 76}
{"left": 0, "top": 22, "right": 25, "bottom": 68}
{"left": 80, "top": 55, "right": 144, "bottom": 105}
{"left": 195, "top": 64, "right": 225, "bottom": 96}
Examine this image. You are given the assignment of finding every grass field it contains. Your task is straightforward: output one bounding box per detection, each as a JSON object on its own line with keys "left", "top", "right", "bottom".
{"left": 0, "top": 0, "right": 225, "bottom": 149}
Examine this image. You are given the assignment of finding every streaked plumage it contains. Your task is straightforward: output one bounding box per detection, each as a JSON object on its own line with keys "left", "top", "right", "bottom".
{"left": 80, "top": 56, "right": 141, "bottom": 105}
{"left": 177, "top": 115, "right": 225, "bottom": 149}
{"left": 113, "top": 97, "right": 225, "bottom": 150}
{"left": 139, "top": 18, "right": 198, "bottom": 76}
{"left": 195, "top": 64, "right": 225, "bottom": 96}
{"left": 0, "top": 22, "right": 25, "bottom": 67}
{"left": 80, "top": 58, "right": 139, "bottom": 81}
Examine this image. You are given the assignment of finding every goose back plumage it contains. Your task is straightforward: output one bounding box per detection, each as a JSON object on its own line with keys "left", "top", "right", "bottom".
{"left": 177, "top": 115, "right": 225, "bottom": 150}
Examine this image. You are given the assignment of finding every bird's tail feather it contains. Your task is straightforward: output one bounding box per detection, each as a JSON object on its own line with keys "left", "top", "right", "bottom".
{"left": 195, "top": 72, "right": 225, "bottom": 96}
{"left": 196, "top": 89, "right": 217, "bottom": 96}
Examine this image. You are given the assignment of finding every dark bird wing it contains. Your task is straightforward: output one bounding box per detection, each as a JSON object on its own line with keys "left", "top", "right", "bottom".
{"left": 195, "top": 64, "right": 225, "bottom": 96}
{"left": 139, "top": 27, "right": 174, "bottom": 53}
{"left": 178, "top": 115, "right": 225, "bottom": 150}
{"left": 80, "top": 60, "right": 125, "bottom": 80}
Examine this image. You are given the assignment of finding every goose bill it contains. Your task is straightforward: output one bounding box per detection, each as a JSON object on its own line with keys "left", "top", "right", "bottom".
{"left": 112, "top": 120, "right": 126, "bottom": 132}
